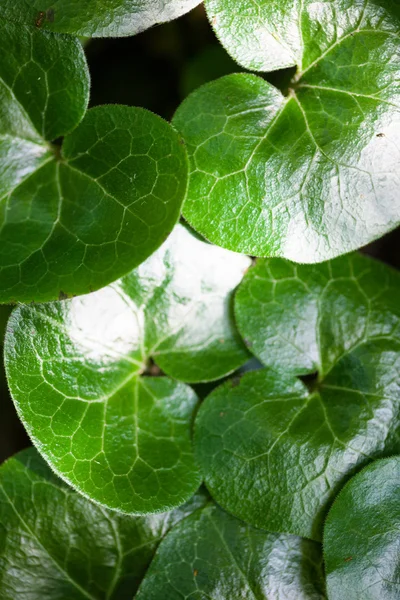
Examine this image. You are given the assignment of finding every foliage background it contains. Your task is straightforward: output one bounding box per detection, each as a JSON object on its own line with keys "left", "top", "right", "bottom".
{"left": 1, "top": 3, "right": 399, "bottom": 466}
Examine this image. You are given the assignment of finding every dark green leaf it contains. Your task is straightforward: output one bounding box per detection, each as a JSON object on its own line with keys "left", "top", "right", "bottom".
{"left": 137, "top": 502, "right": 326, "bottom": 599}
{"left": 0, "top": 20, "right": 188, "bottom": 303}
{"left": 173, "top": 0, "right": 400, "bottom": 262}
{"left": 3, "top": 0, "right": 201, "bottom": 38}
{"left": 0, "top": 447, "right": 207, "bottom": 600}
{"left": 4, "top": 224, "right": 249, "bottom": 513}
{"left": 324, "top": 457, "right": 400, "bottom": 600}
{"left": 195, "top": 253, "right": 400, "bottom": 540}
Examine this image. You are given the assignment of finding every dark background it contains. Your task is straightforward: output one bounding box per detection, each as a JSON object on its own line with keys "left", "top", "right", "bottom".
{"left": 1, "top": 4, "right": 399, "bottom": 464}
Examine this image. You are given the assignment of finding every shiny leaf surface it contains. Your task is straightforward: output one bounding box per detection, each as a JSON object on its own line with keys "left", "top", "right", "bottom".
{"left": 195, "top": 253, "right": 400, "bottom": 540}
{"left": 3, "top": 0, "right": 201, "bottom": 38}
{"left": 324, "top": 457, "right": 400, "bottom": 600}
{"left": 4, "top": 225, "right": 249, "bottom": 513}
{"left": 0, "top": 20, "right": 188, "bottom": 303}
{"left": 0, "top": 448, "right": 207, "bottom": 599}
{"left": 137, "top": 502, "right": 326, "bottom": 599}
{"left": 173, "top": 0, "right": 400, "bottom": 262}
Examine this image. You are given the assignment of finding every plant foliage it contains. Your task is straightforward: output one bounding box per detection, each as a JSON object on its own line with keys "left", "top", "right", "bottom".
{"left": 0, "top": 20, "right": 187, "bottom": 303}
{"left": 1, "top": 0, "right": 400, "bottom": 598}
{"left": 173, "top": 0, "right": 400, "bottom": 261}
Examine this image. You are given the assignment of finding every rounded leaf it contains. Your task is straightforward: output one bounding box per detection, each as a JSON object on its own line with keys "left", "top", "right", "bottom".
{"left": 4, "top": 225, "right": 249, "bottom": 513}
{"left": 174, "top": 0, "right": 400, "bottom": 262}
{"left": 0, "top": 448, "right": 207, "bottom": 599}
{"left": 137, "top": 502, "right": 326, "bottom": 599}
{"left": 3, "top": 0, "right": 201, "bottom": 38}
{"left": 1, "top": 43, "right": 188, "bottom": 302}
{"left": 235, "top": 253, "right": 400, "bottom": 377}
{"left": 324, "top": 457, "right": 400, "bottom": 600}
{"left": 195, "top": 253, "right": 400, "bottom": 539}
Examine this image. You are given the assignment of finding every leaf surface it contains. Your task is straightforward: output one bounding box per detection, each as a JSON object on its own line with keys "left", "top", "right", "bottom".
{"left": 137, "top": 502, "right": 326, "bottom": 599}
{"left": 0, "top": 20, "right": 188, "bottom": 303}
{"left": 4, "top": 224, "right": 249, "bottom": 513}
{"left": 324, "top": 457, "right": 400, "bottom": 600}
{"left": 0, "top": 448, "right": 207, "bottom": 599}
{"left": 173, "top": 0, "right": 400, "bottom": 262}
{"left": 3, "top": 0, "right": 201, "bottom": 37}
{"left": 195, "top": 253, "right": 400, "bottom": 539}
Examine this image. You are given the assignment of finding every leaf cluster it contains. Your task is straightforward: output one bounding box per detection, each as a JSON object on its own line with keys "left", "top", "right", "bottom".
{"left": 1, "top": 1, "right": 400, "bottom": 599}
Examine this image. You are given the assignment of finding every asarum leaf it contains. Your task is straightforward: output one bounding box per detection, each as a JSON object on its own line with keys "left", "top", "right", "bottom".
{"left": 136, "top": 502, "right": 326, "bottom": 599}
{"left": 235, "top": 252, "right": 400, "bottom": 377}
{"left": 0, "top": 20, "right": 188, "bottom": 304}
{"left": 3, "top": 0, "right": 201, "bottom": 38}
{"left": 0, "top": 448, "right": 208, "bottom": 600}
{"left": 173, "top": 0, "right": 400, "bottom": 262}
{"left": 4, "top": 224, "right": 249, "bottom": 514}
{"left": 324, "top": 457, "right": 400, "bottom": 600}
{"left": 195, "top": 253, "right": 400, "bottom": 540}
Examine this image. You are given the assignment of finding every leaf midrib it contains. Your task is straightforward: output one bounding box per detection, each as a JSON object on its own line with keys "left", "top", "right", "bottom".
{"left": 0, "top": 482, "right": 98, "bottom": 600}
{"left": 207, "top": 512, "right": 261, "bottom": 600}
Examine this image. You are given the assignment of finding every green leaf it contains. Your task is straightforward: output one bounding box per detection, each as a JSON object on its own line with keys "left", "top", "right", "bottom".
{"left": 195, "top": 253, "right": 400, "bottom": 540}
{"left": 324, "top": 457, "right": 400, "bottom": 600}
{"left": 3, "top": 0, "right": 201, "bottom": 38}
{"left": 235, "top": 253, "right": 400, "bottom": 377}
{"left": 137, "top": 502, "right": 326, "bottom": 599}
{"left": 0, "top": 21, "right": 88, "bottom": 210}
{"left": 4, "top": 224, "right": 249, "bottom": 513}
{"left": 0, "top": 448, "right": 207, "bottom": 600}
{"left": 173, "top": 0, "right": 400, "bottom": 262}
{"left": 0, "top": 20, "right": 188, "bottom": 303}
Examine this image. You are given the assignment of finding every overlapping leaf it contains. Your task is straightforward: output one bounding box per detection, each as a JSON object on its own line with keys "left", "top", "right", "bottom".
{"left": 174, "top": 0, "right": 400, "bottom": 262}
{"left": 0, "top": 448, "right": 207, "bottom": 599}
{"left": 0, "top": 19, "right": 188, "bottom": 303}
{"left": 3, "top": 0, "right": 201, "bottom": 38}
{"left": 324, "top": 457, "right": 400, "bottom": 600}
{"left": 195, "top": 253, "right": 400, "bottom": 540}
{"left": 137, "top": 502, "right": 326, "bottom": 599}
{"left": 5, "top": 224, "right": 249, "bottom": 513}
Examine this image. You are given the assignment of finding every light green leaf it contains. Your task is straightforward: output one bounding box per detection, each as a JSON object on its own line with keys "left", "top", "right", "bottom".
{"left": 324, "top": 457, "right": 400, "bottom": 600}
{"left": 195, "top": 253, "right": 400, "bottom": 540}
{"left": 137, "top": 502, "right": 326, "bottom": 599}
{"left": 3, "top": 0, "right": 201, "bottom": 38}
{"left": 235, "top": 253, "right": 400, "bottom": 377}
{"left": 173, "top": 0, "right": 400, "bottom": 262}
{"left": 4, "top": 224, "right": 249, "bottom": 513}
{"left": 0, "top": 20, "right": 188, "bottom": 303}
{"left": 0, "top": 448, "right": 207, "bottom": 600}
{"left": 205, "top": 0, "right": 400, "bottom": 73}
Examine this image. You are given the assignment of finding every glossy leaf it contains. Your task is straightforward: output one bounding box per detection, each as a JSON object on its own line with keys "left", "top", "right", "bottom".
{"left": 137, "top": 502, "right": 326, "bottom": 599}
{"left": 204, "top": 0, "right": 400, "bottom": 73}
{"left": 0, "top": 20, "right": 188, "bottom": 303}
{"left": 324, "top": 457, "right": 400, "bottom": 600}
{"left": 195, "top": 253, "right": 400, "bottom": 540}
{"left": 3, "top": 0, "right": 201, "bottom": 38}
{"left": 4, "top": 224, "right": 249, "bottom": 513}
{"left": 0, "top": 448, "right": 207, "bottom": 599}
{"left": 173, "top": 0, "right": 400, "bottom": 262}
{"left": 235, "top": 253, "right": 400, "bottom": 377}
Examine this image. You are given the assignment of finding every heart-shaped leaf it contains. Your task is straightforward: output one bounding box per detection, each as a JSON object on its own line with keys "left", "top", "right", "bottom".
{"left": 173, "top": 0, "right": 400, "bottom": 262}
{"left": 137, "top": 502, "right": 326, "bottom": 599}
{"left": 324, "top": 457, "right": 400, "bottom": 600}
{"left": 3, "top": 0, "right": 201, "bottom": 38}
{"left": 5, "top": 224, "right": 249, "bottom": 513}
{"left": 0, "top": 448, "right": 207, "bottom": 599}
{"left": 195, "top": 253, "right": 400, "bottom": 540}
{"left": 0, "top": 20, "right": 188, "bottom": 303}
